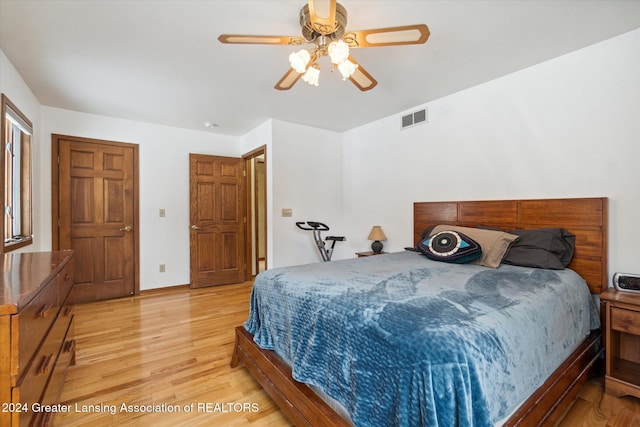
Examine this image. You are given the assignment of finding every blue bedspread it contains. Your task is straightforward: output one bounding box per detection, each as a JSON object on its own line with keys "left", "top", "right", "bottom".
{"left": 245, "top": 251, "right": 599, "bottom": 426}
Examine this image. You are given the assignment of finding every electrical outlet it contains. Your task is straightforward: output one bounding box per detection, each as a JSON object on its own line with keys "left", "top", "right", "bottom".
{"left": 159, "top": 208, "right": 166, "bottom": 217}
{"left": 159, "top": 264, "right": 165, "bottom": 273}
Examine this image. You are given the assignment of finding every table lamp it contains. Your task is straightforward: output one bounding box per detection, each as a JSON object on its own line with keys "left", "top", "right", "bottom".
{"left": 367, "top": 226, "right": 387, "bottom": 253}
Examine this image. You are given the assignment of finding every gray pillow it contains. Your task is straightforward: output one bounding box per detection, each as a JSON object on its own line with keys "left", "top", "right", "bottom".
{"left": 502, "top": 228, "right": 575, "bottom": 269}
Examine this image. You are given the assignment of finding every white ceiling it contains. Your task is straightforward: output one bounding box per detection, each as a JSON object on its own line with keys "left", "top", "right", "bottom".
{"left": 1, "top": 0, "right": 639, "bottom": 136}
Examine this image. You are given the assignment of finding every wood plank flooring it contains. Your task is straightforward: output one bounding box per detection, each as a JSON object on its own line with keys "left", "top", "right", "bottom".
{"left": 56, "top": 281, "right": 640, "bottom": 426}
{"left": 57, "top": 282, "right": 289, "bottom": 426}
{"left": 556, "top": 377, "right": 640, "bottom": 426}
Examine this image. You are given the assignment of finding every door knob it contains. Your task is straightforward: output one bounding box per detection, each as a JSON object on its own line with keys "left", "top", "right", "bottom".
{"left": 191, "top": 225, "right": 201, "bottom": 230}
{"left": 119, "top": 226, "right": 132, "bottom": 232}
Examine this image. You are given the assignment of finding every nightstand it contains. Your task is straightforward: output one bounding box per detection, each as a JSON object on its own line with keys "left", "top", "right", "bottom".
{"left": 355, "top": 251, "right": 385, "bottom": 258}
{"left": 600, "top": 289, "right": 640, "bottom": 398}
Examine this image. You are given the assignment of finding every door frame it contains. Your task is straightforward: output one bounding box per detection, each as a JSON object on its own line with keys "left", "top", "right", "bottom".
{"left": 51, "top": 134, "right": 140, "bottom": 296}
{"left": 242, "top": 145, "right": 267, "bottom": 280}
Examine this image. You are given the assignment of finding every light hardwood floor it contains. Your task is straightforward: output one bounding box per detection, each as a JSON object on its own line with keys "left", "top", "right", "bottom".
{"left": 57, "top": 282, "right": 288, "bottom": 426}
{"left": 556, "top": 377, "right": 640, "bottom": 427}
{"left": 56, "top": 281, "right": 640, "bottom": 426}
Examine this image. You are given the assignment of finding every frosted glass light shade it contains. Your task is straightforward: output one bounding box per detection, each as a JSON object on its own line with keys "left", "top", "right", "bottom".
{"left": 289, "top": 49, "right": 311, "bottom": 73}
{"left": 337, "top": 59, "right": 358, "bottom": 80}
{"left": 328, "top": 40, "right": 350, "bottom": 64}
{"left": 302, "top": 65, "right": 320, "bottom": 86}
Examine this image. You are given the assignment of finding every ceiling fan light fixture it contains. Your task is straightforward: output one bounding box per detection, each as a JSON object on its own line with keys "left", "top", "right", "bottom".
{"left": 302, "top": 63, "right": 320, "bottom": 86}
{"left": 289, "top": 49, "right": 311, "bottom": 73}
{"left": 328, "top": 39, "right": 350, "bottom": 64}
{"left": 337, "top": 58, "right": 358, "bottom": 80}
{"left": 219, "top": 1, "right": 429, "bottom": 92}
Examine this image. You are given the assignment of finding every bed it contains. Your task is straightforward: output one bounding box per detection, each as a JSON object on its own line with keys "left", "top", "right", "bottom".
{"left": 231, "top": 197, "right": 608, "bottom": 426}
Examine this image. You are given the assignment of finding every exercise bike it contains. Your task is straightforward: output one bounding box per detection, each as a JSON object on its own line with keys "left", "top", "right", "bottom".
{"left": 296, "top": 221, "right": 345, "bottom": 262}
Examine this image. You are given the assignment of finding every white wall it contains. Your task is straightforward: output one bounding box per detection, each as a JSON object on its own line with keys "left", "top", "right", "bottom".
{"left": 40, "top": 107, "right": 243, "bottom": 290}
{"left": 342, "top": 29, "right": 640, "bottom": 282}
{"left": 270, "top": 119, "right": 345, "bottom": 267}
{"left": 1, "top": 48, "right": 345, "bottom": 285}
{"left": 4, "top": 27, "right": 639, "bottom": 289}
{"left": 240, "top": 119, "right": 345, "bottom": 268}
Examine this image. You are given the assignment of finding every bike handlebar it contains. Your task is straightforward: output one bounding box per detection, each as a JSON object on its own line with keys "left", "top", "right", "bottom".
{"left": 296, "top": 221, "right": 330, "bottom": 231}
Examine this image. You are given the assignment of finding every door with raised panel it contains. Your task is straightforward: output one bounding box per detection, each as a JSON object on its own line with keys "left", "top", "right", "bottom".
{"left": 56, "top": 136, "right": 138, "bottom": 302}
{"left": 189, "top": 153, "right": 245, "bottom": 288}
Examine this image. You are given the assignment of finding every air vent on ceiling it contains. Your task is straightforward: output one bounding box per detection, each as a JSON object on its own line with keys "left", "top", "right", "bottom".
{"left": 401, "top": 108, "right": 428, "bottom": 129}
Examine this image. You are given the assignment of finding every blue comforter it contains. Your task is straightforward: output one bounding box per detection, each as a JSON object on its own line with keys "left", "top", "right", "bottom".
{"left": 245, "top": 251, "right": 599, "bottom": 426}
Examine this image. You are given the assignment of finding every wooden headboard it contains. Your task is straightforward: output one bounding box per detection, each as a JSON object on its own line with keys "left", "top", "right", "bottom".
{"left": 414, "top": 197, "right": 608, "bottom": 294}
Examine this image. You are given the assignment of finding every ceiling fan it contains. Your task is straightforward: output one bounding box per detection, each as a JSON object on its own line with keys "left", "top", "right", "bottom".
{"left": 218, "top": 0, "right": 430, "bottom": 91}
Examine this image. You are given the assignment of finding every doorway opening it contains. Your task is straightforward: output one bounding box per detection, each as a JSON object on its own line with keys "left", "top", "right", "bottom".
{"left": 243, "top": 145, "right": 267, "bottom": 278}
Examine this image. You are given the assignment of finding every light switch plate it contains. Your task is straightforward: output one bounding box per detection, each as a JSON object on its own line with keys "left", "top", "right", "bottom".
{"left": 282, "top": 208, "right": 292, "bottom": 217}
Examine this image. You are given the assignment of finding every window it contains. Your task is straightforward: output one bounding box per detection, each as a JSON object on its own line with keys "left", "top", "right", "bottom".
{"left": 1, "top": 94, "right": 33, "bottom": 252}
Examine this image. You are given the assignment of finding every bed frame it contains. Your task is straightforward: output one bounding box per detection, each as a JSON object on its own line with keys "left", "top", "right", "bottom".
{"left": 231, "top": 197, "right": 608, "bottom": 426}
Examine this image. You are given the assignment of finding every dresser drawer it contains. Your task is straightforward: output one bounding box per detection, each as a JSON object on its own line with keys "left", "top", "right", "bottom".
{"left": 57, "top": 261, "right": 74, "bottom": 307}
{"left": 12, "top": 328, "right": 63, "bottom": 425}
{"left": 1, "top": 251, "right": 75, "bottom": 427}
{"left": 610, "top": 306, "right": 640, "bottom": 335}
{"left": 36, "top": 318, "right": 75, "bottom": 427}
{"left": 14, "top": 277, "right": 60, "bottom": 379}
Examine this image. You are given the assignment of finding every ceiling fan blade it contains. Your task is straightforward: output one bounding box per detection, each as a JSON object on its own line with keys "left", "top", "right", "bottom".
{"left": 347, "top": 56, "right": 377, "bottom": 91}
{"left": 307, "top": 0, "right": 337, "bottom": 35}
{"left": 218, "top": 34, "right": 306, "bottom": 46}
{"left": 275, "top": 68, "right": 303, "bottom": 90}
{"left": 343, "top": 24, "right": 430, "bottom": 48}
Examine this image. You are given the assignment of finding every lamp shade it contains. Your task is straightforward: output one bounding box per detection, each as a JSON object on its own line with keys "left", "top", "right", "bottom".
{"left": 289, "top": 49, "right": 310, "bottom": 73}
{"left": 302, "top": 64, "right": 320, "bottom": 86}
{"left": 337, "top": 59, "right": 358, "bottom": 80}
{"left": 328, "top": 40, "right": 350, "bottom": 64}
{"left": 367, "top": 226, "right": 387, "bottom": 241}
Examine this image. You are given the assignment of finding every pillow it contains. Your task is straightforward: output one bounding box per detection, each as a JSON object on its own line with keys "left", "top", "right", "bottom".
{"left": 502, "top": 228, "right": 575, "bottom": 270}
{"left": 419, "top": 225, "right": 436, "bottom": 241}
{"left": 429, "top": 225, "right": 519, "bottom": 268}
{"left": 417, "top": 230, "right": 482, "bottom": 264}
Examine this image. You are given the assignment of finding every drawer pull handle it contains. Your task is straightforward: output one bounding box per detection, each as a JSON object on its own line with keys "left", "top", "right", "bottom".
{"left": 64, "top": 339, "right": 76, "bottom": 354}
{"left": 38, "top": 304, "right": 53, "bottom": 318}
{"left": 39, "top": 353, "right": 54, "bottom": 375}
{"left": 64, "top": 305, "right": 74, "bottom": 316}
{"left": 64, "top": 273, "right": 72, "bottom": 281}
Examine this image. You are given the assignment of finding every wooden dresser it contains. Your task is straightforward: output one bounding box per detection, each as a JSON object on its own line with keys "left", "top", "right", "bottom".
{"left": 0, "top": 251, "right": 75, "bottom": 426}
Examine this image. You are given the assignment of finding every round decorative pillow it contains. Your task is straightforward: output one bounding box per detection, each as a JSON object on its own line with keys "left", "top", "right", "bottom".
{"left": 417, "top": 230, "right": 482, "bottom": 264}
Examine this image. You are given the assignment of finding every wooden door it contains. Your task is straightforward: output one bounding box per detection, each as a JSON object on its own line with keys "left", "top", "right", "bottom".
{"left": 190, "top": 154, "right": 245, "bottom": 288}
{"left": 56, "top": 136, "right": 138, "bottom": 302}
